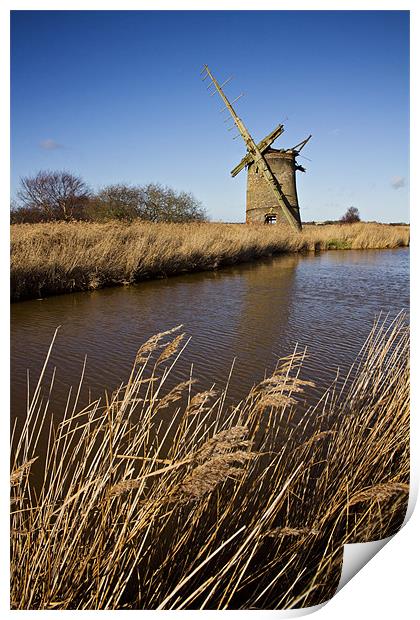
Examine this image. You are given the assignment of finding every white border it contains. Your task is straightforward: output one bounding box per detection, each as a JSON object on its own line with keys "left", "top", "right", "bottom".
{"left": 2, "top": 2, "right": 417, "bottom": 618}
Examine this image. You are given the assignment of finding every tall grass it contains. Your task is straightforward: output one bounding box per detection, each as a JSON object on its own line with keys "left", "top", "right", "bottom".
{"left": 11, "top": 221, "right": 409, "bottom": 301}
{"left": 10, "top": 315, "right": 409, "bottom": 609}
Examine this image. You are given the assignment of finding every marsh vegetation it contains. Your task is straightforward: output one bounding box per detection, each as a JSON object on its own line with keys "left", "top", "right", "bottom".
{"left": 11, "top": 315, "right": 409, "bottom": 609}
{"left": 11, "top": 221, "right": 409, "bottom": 301}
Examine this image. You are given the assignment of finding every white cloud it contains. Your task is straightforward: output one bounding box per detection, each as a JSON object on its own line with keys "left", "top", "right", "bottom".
{"left": 40, "top": 139, "right": 63, "bottom": 150}
{"left": 391, "top": 176, "right": 406, "bottom": 190}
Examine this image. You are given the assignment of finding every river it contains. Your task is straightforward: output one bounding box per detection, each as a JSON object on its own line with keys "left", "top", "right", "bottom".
{"left": 11, "top": 248, "right": 409, "bottom": 424}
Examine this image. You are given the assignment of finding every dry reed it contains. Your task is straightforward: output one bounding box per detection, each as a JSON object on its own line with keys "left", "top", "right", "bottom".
{"left": 10, "top": 314, "right": 409, "bottom": 609}
{"left": 11, "top": 221, "right": 409, "bottom": 301}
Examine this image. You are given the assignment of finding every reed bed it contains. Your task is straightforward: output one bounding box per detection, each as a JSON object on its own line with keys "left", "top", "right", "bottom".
{"left": 10, "top": 315, "right": 409, "bottom": 609}
{"left": 11, "top": 221, "right": 409, "bottom": 301}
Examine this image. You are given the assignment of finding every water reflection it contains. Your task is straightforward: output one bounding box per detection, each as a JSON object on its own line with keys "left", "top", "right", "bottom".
{"left": 11, "top": 249, "right": 409, "bottom": 423}
{"left": 231, "top": 255, "right": 299, "bottom": 382}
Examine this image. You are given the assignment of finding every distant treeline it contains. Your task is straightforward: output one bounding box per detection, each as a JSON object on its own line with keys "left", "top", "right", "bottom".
{"left": 10, "top": 170, "right": 208, "bottom": 224}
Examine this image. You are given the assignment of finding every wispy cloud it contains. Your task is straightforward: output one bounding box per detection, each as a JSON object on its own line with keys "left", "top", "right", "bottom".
{"left": 39, "top": 139, "right": 63, "bottom": 150}
{"left": 391, "top": 176, "right": 406, "bottom": 190}
{"left": 328, "top": 128, "right": 341, "bottom": 137}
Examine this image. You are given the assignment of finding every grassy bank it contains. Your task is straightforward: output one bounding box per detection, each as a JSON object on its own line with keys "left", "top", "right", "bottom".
{"left": 11, "top": 315, "right": 409, "bottom": 609}
{"left": 11, "top": 221, "right": 409, "bottom": 301}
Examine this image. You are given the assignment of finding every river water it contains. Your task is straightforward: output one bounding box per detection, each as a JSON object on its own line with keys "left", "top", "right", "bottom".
{"left": 11, "top": 248, "right": 409, "bottom": 423}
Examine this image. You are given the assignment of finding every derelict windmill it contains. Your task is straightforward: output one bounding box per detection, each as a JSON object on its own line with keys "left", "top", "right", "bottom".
{"left": 201, "top": 65, "right": 311, "bottom": 231}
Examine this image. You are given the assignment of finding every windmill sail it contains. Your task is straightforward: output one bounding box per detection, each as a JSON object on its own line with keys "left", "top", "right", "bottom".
{"left": 202, "top": 65, "right": 309, "bottom": 231}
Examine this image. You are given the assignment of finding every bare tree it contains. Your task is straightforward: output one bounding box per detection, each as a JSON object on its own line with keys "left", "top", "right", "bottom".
{"left": 91, "top": 183, "right": 207, "bottom": 223}
{"left": 340, "top": 206, "right": 361, "bottom": 224}
{"left": 87, "top": 184, "right": 143, "bottom": 221}
{"left": 140, "top": 183, "right": 207, "bottom": 223}
{"left": 13, "top": 174, "right": 207, "bottom": 224}
{"left": 16, "top": 171, "right": 91, "bottom": 221}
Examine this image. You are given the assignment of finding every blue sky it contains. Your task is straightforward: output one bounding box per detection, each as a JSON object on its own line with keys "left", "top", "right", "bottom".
{"left": 11, "top": 10, "right": 409, "bottom": 222}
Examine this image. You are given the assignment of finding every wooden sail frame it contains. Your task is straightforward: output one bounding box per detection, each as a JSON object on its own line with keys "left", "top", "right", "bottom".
{"left": 202, "top": 65, "right": 311, "bottom": 232}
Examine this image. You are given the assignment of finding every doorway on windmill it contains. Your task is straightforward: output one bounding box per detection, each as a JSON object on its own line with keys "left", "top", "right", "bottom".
{"left": 264, "top": 214, "right": 277, "bottom": 224}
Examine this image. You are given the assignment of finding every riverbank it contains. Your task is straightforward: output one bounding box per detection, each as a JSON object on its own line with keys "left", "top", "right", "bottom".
{"left": 11, "top": 316, "right": 409, "bottom": 609}
{"left": 11, "top": 221, "right": 409, "bottom": 301}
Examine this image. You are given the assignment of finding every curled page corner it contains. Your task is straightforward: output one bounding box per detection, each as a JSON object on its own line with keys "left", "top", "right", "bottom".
{"left": 336, "top": 536, "right": 393, "bottom": 592}
{"left": 336, "top": 485, "right": 417, "bottom": 595}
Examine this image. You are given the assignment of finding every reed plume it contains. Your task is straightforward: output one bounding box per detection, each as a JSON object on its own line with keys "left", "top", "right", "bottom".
{"left": 10, "top": 314, "right": 409, "bottom": 609}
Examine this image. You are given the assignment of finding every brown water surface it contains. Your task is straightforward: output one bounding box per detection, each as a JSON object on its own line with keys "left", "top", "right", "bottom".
{"left": 11, "top": 249, "right": 409, "bottom": 423}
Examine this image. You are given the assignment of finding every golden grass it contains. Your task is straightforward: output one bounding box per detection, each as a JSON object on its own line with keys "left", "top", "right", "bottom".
{"left": 11, "top": 221, "right": 409, "bottom": 301}
{"left": 10, "top": 314, "right": 409, "bottom": 609}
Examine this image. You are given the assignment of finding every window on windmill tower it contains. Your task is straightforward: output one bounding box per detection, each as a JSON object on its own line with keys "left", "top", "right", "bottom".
{"left": 265, "top": 214, "right": 277, "bottom": 224}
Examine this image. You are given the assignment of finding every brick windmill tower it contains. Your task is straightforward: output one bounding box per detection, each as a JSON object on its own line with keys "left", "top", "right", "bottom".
{"left": 202, "top": 65, "right": 311, "bottom": 230}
